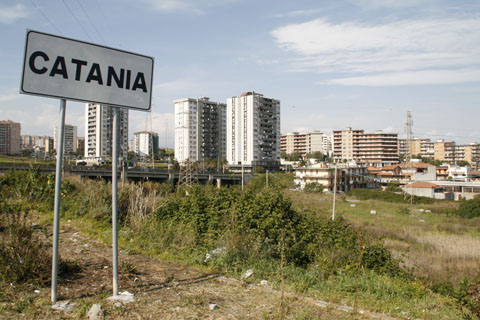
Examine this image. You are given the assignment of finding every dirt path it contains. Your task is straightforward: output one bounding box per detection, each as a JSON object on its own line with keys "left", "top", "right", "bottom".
{"left": 2, "top": 224, "right": 396, "bottom": 319}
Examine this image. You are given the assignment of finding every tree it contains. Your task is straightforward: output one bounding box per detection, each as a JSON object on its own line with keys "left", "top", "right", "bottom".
{"left": 281, "top": 152, "right": 302, "bottom": 161}
{"left": 456, "top": 160, "right": 471, "bottom": 167}
{"left": 306, "top": 151, "right": 325, "bottom": 160}
{"left": 21, "top": 149, "right": 33, "bottom": 157}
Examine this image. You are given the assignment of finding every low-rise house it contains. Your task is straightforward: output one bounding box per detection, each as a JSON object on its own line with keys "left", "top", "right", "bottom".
{"left": 371, "top": 162, "right": 436, "bottom": 185}
{"left": 436, "top": 166, "right": 449, "bottom": 180}
{"left": 404, "top": 182, "right": 450, "bottom": 200}
{"left": 294, "top": 162, "right": 370, "bottom": 192}
{"left": 430, "top": 181, "right": 480, "bottom": 200}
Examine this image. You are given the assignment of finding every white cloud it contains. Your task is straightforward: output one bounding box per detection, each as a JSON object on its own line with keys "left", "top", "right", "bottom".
{"left": 272, "top": 17, "right": 480, "bottom": 85}
{"left": 0, "top": 4, "right": 30, "bottom": 24}
{"left": 142, "top": 0, "right": 201, "bottom": 13}
{"left": 325, "top": 69, "right": 480, "bottom": 86}
{"left": 0, "top": 90, "right": 20, "bottom": 102}
{"left": 274, "top": 8, "right": 324, "bottom": 18}
{"left": 142, "top": 0, "right": 235, "bottom": 14}
{"left": 352, "top": 0, "right": 431, "bottom": 9}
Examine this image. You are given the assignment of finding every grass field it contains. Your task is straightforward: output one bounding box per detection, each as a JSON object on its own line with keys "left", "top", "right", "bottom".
{"left": 1, "top": 169, "right": 479, "bottom": 319}
{"left": 287, "top": 189, "right": 480, "bottom": 282}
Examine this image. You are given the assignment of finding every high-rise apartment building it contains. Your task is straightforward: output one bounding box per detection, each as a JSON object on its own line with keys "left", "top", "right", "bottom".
{"left": 333, "top": 127, "right": 398, "bottom": 167}
{"left": 280, "top": 131, "right": 332, "bottom": 157}
{"left": 76, "top": 137, "right": 85, "bottom": 156}
{"left": 54, "top": 124, "right": 77, "bottom": 154}
{"left": 0, "top": 120, "right": 21, "bottom": 155}
{"left": 44, "top": 137, "right": 54, "bottom": 154}
{"left": 85, "top": 103, "right": 128, "bottom": 160}
{"left": 133, "top": 131, "right": 159, "bottom": 157}
{"left": 174, "top": 97, "right": 226, "bottom": 163}
{"left": 227, "top": 92, "right": 280, "bottom": 167}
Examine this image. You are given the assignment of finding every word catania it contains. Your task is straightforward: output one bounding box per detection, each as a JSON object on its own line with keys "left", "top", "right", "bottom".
{"left": 28, "top": 51, "right": 148, "bottom": 93}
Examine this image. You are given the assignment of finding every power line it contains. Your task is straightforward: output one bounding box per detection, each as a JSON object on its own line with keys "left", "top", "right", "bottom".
{"left": 29, "top": 0, "right": 63, "bottom": 35}
{"left": 61, "top": 0, "right": 93, "bottom": 41}
{"left": 74, "top": 0, "right": 107, "bottom": 44}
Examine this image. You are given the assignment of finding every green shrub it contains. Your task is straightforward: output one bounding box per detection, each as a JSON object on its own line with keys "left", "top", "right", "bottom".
{"left": 386, "top": 182, "right": 402, "bottom": 192}
{"left": 350, "top": 188, "right": 435, "bottom": 204}
{"left": 0, "top": 204, "right": 80, "bottom": 285}
{"left": 304, "top": 183, "right": 324, "bottom": 193}
{"left": 0, "top": 166, "right": 54, "bottom": 202}
{"left": 456, "top": 196, "right": 480, "bottom": 218}
{"left": 0, "top": 209, "right": 51, "bottom": 284}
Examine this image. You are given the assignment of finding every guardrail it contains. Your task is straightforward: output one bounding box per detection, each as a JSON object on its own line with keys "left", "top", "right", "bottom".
{"left": 0, "top": 164, "right": 243, "bottom": 184}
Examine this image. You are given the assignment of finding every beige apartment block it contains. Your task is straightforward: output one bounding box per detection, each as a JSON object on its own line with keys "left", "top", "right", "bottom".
{"left": 281, "top": 131, "right": 332, "bottom": 157}
{"left": 281, "top": 132, "right": 309, "bottom": 155}
{"left": 333, "top": 127, "right": 398, "bottom": 167}
{"left": 0, "top": 120, "right": 21, "bottom": 155}
{"left": 434, "top": 140, "right": 455, "bottom": 162}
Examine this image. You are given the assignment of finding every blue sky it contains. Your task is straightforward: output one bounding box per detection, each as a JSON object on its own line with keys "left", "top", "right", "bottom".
{"left": 1, "top": 0, "right": 480, "bottom": 146}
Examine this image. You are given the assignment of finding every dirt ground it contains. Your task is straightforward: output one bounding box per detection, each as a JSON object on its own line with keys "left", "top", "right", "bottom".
{"left": 0, "top": 225, "right": 396, "bottom": 319}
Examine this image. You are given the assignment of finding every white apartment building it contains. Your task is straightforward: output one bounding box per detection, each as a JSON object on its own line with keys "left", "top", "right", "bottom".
{"left": 54, "top": 124, "right": 77, "bottom": 154}
{"left": 227, "top": 92, "right": 281, "bottom": 167}
{"left": 174, "top": 97, "right": 226, "bottom": 163}
{"left": 84, "top": 103, "right": 128, "bottom": 160}
{"left": 133, "top": 131, "right": 158, "bottom": 157}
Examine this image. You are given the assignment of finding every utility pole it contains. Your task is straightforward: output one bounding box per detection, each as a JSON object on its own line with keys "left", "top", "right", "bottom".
{"left": 266, "top": 169, "right": 269, "bottom": 187}
{"left": 332, "top": 164, "right": 338, "bottom": 221}
{"left": 241, "top": 162, "right": 244, "bottom": 191}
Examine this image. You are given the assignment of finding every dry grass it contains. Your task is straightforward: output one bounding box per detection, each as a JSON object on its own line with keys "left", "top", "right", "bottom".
{"left": 287, "top": 189, "right": 480, "bottom": 282}
{"left": 402, "top": 232, "right": 480, "bottom": 281}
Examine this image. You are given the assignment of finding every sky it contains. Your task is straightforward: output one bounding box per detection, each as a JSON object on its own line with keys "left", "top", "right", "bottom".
{"left": 1, "top": 0, "right": 480, "bottom": 147}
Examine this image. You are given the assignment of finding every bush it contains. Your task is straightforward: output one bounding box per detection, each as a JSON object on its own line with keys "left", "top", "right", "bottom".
{"left": 0, "top": 166, "right": 54, "bottom": 202}
{"left": 456, "top": 196, "right": 480, "bottom": 218}
{"left": 304, "top": 183, "right": 324, "bottom": 193}
{"left": 0, "top": 211, "right": 52, "bottom": 284}
{"left": 151, "top": 185, "right": 405, "bottom": 279}
{"left": 385, "top": 182, "right": 402, "bottom": 192}
{"left": 0, "top": 203, "right": 81, "bottom": 285}
{"left": 350, "top": 188, "right": 435, "bottom": 204}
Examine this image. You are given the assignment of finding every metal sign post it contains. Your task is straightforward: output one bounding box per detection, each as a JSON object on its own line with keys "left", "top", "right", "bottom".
{"left": 51, "top": 99, "right": 66, "bottom": 303}
{"left": 111, "top": 107, "right": 119, "bottom": 296}
{"left": 20, "top": 29, "right": 154, "bottom": 303}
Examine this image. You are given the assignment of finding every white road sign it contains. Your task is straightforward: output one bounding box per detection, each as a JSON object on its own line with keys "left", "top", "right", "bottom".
{"left": 21, "top": 30, "right": 154, "bottom": 111}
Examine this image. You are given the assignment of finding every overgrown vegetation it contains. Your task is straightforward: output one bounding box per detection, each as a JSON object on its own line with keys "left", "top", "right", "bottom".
{"left": 350, "top": 188, "right": 436, "bottom": 204}
{"left": 457, "top": 196, "right": 480, "bottom": 218}
{"left": 1, "top": 168, "right": 479, "bottom": 318}
{"left": 0, "top": 167, "right": 79, "bottom": 287}
{"left": 303, "top": 183, "right": 324, "bottom": 193}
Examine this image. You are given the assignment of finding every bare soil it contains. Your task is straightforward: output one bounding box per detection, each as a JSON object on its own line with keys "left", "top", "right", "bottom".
{"left": 0, "top": 224, "right": 395, "bottom": 319}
